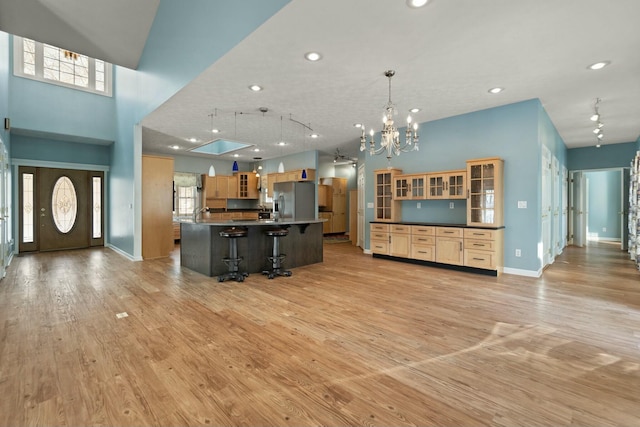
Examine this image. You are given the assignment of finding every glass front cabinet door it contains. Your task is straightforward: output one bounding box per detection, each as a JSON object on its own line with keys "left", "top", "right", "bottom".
{"left": 466, "top": 158, "right": 504, "bottom": 227}
{"left": 374, "top": 168, "right": 402, "bottom": 222}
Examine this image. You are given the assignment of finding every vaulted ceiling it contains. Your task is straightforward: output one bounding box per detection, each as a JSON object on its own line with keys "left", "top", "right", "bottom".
{"left": 2, "top": 0, "right": 639, "bottom": 163}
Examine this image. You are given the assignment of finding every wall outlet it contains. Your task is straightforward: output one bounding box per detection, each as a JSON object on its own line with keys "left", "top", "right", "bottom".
{"left": 602, "top": 227, "right": 607, "bottom": 232}
{"left": 515, "top": 249, "right": 521, "bottom": 257}
{"left": 517, "top": 201, "right": 527, "bottom": 209}
{"left": 449, "top": 202, "right": 454, "bottom": 209}
{"left": 417, "top": 202, "right": 421, "bottom": 209}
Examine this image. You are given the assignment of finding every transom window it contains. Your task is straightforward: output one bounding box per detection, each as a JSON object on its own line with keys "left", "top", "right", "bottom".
{"left": 14, "top": 36, "right": 112, "bottom": 96}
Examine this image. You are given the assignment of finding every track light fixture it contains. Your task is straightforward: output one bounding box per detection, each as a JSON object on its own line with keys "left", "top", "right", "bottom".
{"left": 590, "top": 98, "right": 604, "bottom": 146}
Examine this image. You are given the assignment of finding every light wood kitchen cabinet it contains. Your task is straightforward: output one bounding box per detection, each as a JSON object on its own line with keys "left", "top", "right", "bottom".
{"left": 394, "top": 174, "right": 426, "bottom": 200}
{"left": 203, "top": 175, "right": 229, "bottom": 200}
{"left": 318, "top": 184, "right": 331, "bottom": 208}
{"left": 370, "top": 223, "right": 390, "bottom": 255}
{"left": 410, "top": 225, "right": 435, "bottom": 261}
{"left": 319, "top": 177, "right": 347, "bottom": 234}
{"left": 236, "top": 172, "right": 258, "bottom": 199}
{"left": 320, "top": 212, "right": 333, "bottom": 234}
{"left": 242, "top": 211, "right": 259, "bottom": 220}
{"left": 435, "top": 227, "right": 463, "bottom": 265}
{"left": 142, "top": 155, "right": 174, "bottom": 259}
{"left": 374, "top": 168, "right": 402, "bottom": 222}
{"left": 464, "top": 228, "right": 504, "bottom": 273}
{"left": 331, "top": 195, "right": 346, "bottom": 233}
{"left": 427, "top": 170, "right": 466, "bottom": 200}
{"left": 390, "top": 224, "right": 411, "bottom": 257}
{"left": 267, "top": 168, "right": 316, "bottom": 196}
{"left": 227, "top": 175, "right": 238, "bottom": 199}
{"left": 467, "top": 157, "right": 504, "bottom": 227}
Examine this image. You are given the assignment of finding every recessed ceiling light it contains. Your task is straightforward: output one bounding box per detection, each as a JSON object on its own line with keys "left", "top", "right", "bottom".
{"left": 304, "top": 52, "right": 322, "bottom": 61}
{"left": 406, "top": 0, "right": 429, "bottom": 8}
{"left": 354, "top": 123, "right": 363, "bottom": 128}
{"left": 249, "top": 84, "right": 263, "bottom": 92}
{"left": 211, "top": 128, "right": 219, "bottom": 133}
{"left": 188, "top": 137, "right": 198, "bottom": 142}
{"left": 253, "top": 148, "right": 260, "bottom": 152}
{"left": 588, "top": 61, "right": 610, "bottom": 70}
{"left": 233, "top": 154, "right": 239, "bottom": 157}
{"left": 409, "top": 108, "right": 421, "bottom": 113}
{"left": 278, "top": 141, "right": 286, "bottom": 146}
{"left": 488, "top": 87, "right": 504, "bottom": 94}
{"left": 310, "top": 133, "right": 319, "bottom": 139}
{"left": 169, "top": 145, "right": 180, "bottom": 150}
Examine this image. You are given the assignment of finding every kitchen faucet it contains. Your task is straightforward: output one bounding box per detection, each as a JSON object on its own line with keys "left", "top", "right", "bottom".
{"left": 193, "top": 206, "right": 207, "bottom": 222}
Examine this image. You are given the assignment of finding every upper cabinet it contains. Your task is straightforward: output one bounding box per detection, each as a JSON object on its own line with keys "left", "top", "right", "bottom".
{"left": 427, "top": 170, "right": 466, "bottom": 200}
{"left": 236, "top": 172, "right": 258, "bottom": 199}
{"left": 394, "top": 173, "right": 426, "bottom": 200}
{"left": 267, "top": 168, "right": 315, "bottom": 196}
{"left": 466, "top": 157, "right": 504, "bottom": 227}
{"left": 374, "top": 168, "right": 402, "bottom": 222}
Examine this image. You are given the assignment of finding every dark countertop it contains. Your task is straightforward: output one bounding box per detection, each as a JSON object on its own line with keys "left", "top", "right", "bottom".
{"left": 370, "top": 221, "right": 504, "bottom": 230}
{"left": 179, "top": 218, "right": 325, "bottom": 226}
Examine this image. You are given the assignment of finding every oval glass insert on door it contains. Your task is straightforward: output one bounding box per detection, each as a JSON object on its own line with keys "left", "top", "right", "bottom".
{"left": 51, "top": 176, "right": 78, "bottom": 233}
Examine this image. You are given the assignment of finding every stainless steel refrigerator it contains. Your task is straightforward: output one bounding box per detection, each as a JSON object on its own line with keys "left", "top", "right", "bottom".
{"left": 273, "top": 181, "right": 316, "bottom": 220}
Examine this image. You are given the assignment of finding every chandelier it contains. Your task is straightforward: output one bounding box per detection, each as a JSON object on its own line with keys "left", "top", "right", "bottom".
{"left": 360, "top": 70, "right": 419, "bottom": 163}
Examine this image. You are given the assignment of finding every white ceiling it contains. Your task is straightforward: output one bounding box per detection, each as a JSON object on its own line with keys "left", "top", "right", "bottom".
{"left": 2, "top": 0, "right": 640, "bottom": 163}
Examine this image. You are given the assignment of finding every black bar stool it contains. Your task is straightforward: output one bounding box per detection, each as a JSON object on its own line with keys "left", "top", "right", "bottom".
{"left": 218, "top": 227, "right": 249, "bottom": 282}
{"left": 262, "top": 227, "right": 292, "bottom": 279}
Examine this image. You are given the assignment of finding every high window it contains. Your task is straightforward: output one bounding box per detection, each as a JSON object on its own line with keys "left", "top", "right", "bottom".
{"left": 14, "top": 36, "right": 112, "bottom": 96}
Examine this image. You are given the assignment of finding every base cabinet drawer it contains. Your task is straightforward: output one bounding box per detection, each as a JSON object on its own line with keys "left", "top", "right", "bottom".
{"left": 371, "top": 239, "right": 389, "bottom": 254}
{"left": 464, "top": 249, "right": 496, "bottom": 269}
{"left": 411, "top": 244, "right": 434, "bottom": 261}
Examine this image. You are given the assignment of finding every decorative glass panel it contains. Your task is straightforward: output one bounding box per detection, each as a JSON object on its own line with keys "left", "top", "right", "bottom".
{"left": 92, "top": 177, "right": 102, "bottom": 238}
{"left": 22, "top": 173, "right": 34, "bottom": 243}
{"left": 51, "top": 176, "right": 77, "bottom": 234}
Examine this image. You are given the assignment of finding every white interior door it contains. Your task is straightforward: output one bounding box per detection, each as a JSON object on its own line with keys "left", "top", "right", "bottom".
{"left": 561, "top": 166, "right": 568, "bottom": 250}
{"left": 572, "top": 171, "right": 586, "bottom": 247}
{"left": 357, "top": 164, "right": 365, "bottom": 248}
{"left": 622, "top": 167, "right": 630, "bottom": 250}
{"left": 541, "top": 147, "right": 552, "bottom": 266}
{"left": 552, "top": 156, "right": 560, "bottom": 258}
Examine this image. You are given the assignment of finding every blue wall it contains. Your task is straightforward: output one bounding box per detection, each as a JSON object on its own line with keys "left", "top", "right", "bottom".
{"left": 11, "top": 134, "right": 110, "bottom": 165}
{"left": 363, "top": 99, "right": 563, "bottom": 274}
{"left": 585, "top": 170, "right": 621, "bottom": 240}
{"left": 109, "top": 0, "right": 289, "bottom": 256}
{"left": 568, "top": 141, "right": 637, "bottom": 170}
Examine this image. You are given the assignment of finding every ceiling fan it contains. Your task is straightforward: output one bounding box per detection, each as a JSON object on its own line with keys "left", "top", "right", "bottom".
{"left": 333, "top": 148, "right": 356, "bottom": 165}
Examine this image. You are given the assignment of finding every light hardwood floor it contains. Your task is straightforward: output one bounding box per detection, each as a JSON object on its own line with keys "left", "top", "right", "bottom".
{"left": 1, "top": 241, "right": 639, "bottom": 426}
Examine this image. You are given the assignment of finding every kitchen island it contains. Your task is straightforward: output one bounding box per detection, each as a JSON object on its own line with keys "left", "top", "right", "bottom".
{"left": 179, "top": 219, "right": 324, "bottom": 277}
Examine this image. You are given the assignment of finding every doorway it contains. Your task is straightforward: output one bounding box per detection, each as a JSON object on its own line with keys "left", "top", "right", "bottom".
{"left": 18, "top": 167, "right": 104, "bottom": 253}
{"left": 569, "top": 168, "right": 627, "bottom": 250}
{"left": 357, "top": 164, "right": 365, "bottom": 248}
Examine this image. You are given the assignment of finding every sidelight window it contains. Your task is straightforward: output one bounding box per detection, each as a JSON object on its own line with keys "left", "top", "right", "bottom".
{"left": 92, "top": 177, "right": 102, "bottom": 238}
{"left": 22, "top": 173, "right": 34, "bottom": 243}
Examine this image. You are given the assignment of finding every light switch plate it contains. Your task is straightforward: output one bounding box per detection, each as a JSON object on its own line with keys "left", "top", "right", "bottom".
{"left": 517, "top": 201, "right": 527, "bottom": 209}
{"left": 367, "top": 202, "right": 374, "bottom": 209}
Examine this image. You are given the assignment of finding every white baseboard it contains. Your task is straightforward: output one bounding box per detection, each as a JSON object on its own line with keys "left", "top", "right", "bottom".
{"left": 587, "top": 237, "right": 621, "bottom": 242}
{"left": 107, "top": 244, "right": 142, "bottom": 261}
{"left": 503, "top": 267, "right": 542, "bottom": 277}
{"left": 363, "top": 248, "right": 372, "bottom": 255}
